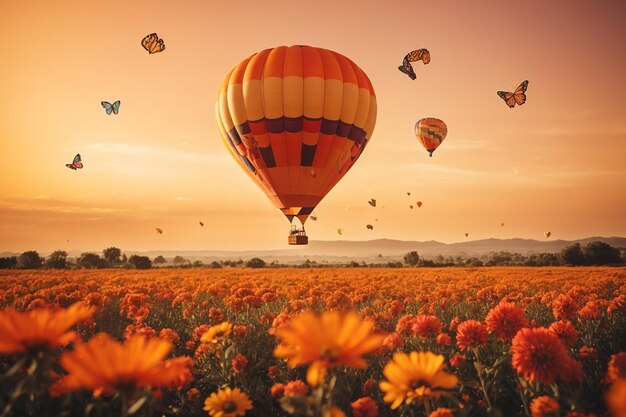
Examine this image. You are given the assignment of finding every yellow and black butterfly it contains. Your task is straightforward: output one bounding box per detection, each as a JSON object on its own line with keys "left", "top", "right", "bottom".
{"left": 398, "top": 49, "right": 430, "bottom": 80}
{"left": 141, "top": 33, "right": 165, "bottom": 54}
{"left": 497, "top": 80, "right": 528, "bottom": 108}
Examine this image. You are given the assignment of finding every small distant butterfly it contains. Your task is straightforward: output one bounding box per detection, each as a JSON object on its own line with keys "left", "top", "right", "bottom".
{"left": 497, "top": 80, "right": 529, "bottom": 108}
{"left": 66, "top": 154, "right": 83, "bottom": 170}
{"left": 310, "top": 215, "right": 317, "bottom": 221}
{"left": 368, "top": 199, "right": 376, "bottom": 207}
{"left": 398, "top": 48, "right": 430, "bottom": 80}
{"left": 101, "top": 100, "right": 120, "bottom": 115}
{"left": 199, "top": 221, "right": 204, "bottom": 227}
{"left": 142, "top": 33, "right": 165, "bottom": 54}
{"left": 366, "top": 224, "right": 373, "bottom": 230}
{"left": 156, "top": 228, "right": 163, "bottom": 234}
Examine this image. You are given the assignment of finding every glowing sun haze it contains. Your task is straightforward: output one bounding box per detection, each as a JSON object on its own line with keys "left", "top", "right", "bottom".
{"left": 1, "top": 0, "right": 625, "bottom": 252}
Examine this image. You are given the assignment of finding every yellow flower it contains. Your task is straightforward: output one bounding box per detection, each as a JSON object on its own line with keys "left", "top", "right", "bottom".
{"left": 53, "top": 333, "right": 192, "bottom": 395}
{"left": 201, "top": 322, "right": 233, "bottom": 344}
{"left": 379, "top": 351, "right": 458, "bottom": 410}
{"left": 273, "top": 311, "right": 384, "bottom": 386}
{"left": 204, "top": 387, "right": 253, "bottom": 417}
{"left": 0, "top": 302, "right": 94, "bottom": 354}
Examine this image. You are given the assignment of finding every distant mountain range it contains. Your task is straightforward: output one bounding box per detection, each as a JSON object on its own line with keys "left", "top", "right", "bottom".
{"left": 2, "top": 236, "right": 624, "bottom": 264}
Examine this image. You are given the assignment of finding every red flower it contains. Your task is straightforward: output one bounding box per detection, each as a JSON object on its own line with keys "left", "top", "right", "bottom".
{"left": 450, "top": 353, "right": 466, "bottom": 368}
{"left": 436, "top": 332, "right": 452, "bottom": 346}
{"left": 456, "top": 320, "right": 488, "bottom": 351}
{"left": 351, "top": 396, "right": 379, "bottom": 417}
{"left": 485, "top": 302, "right": 528, "bottom": 339}
{"left": 530, "top": 396, "right": 559, "bottom": 417}
{"left": 607, "top": 352, "right": 626, "bottom": 383}
{"left": 270, "top": 383, "right": 285, "bottom": 398}
{"left": 548, "top": 320, "right": 579, "bottom": 348}
{"left": 284, "top": 380, "right": 308, "bottom": 397}
{"left": 231, "top": 353, "right": 248, "bottom": 373}
{"left": 511, "top": 327, "right": 569, "bottom": 384}
{"left": 382, "top": 332, "right": 404, "bottom": 351}
{"left": 412, "top": 315, "right": 442, "bottom": 338}
{"left": 395, "top": 315, "right": 415, "bottom": 335}
{"left": 429, "top": 408, "right": 454, "bottom": 417}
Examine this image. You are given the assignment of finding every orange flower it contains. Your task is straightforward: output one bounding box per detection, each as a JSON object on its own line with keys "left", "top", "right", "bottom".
{"left": 511, "top": 327, "right": 569, "bottom": 384}
{"left": 351, "top": 396, "right": 379, "bottom": 417}
{"left": 530, "top": 396, "right": 560, "bottom": 417}
{"left": 273, "top": 311, "right": 384, "bottom": 386}
{"left": 436, "top": 332, "right": 452, "bottom": 346}
{"left": 456, "top": 320, "right": 488, "bottom": 351}
{"left": 0, "top": 302, "right": 94, "bottom": 354}
{"left": 429, "top": 408, "right": 454, "bottom": 417}
{"left": 284, "top": 380, "right": 308, "bottom": 397}
{"left": 485, "top": 302, "right": 528, "bottom": 339}
{"left": 54, "top": 333, "right": 192, "bottom": 394}
{"left": 606, "top": 379, "right": 626, "bottom": 417}
{"left": 204, "top": 387, "right": 253, "bottom": 417}
{"left": 270, "top": 383, "right": 285, "bottom": 398}
{"left": 411, "top": 315, "right": 442, "bottom": 338}
{"left": 382, "top": 332, "right": 404, "bottom": 351}
{"left": 548, "top": 320, "right": 579, "bottom": 348}
{"left": 231, "top": 353, "right": 248, "bottom": 373}
{"left": 201, "top": 322, "right": 233, "bottom": 344}
{"left": 607, "top": 352, "right": 626, "bottom": 383}
{"left": 552, "top": 294, "right": 578, "bottom": 321}
{"left": 395, "top": 314, "right": 416, "bottom": 335}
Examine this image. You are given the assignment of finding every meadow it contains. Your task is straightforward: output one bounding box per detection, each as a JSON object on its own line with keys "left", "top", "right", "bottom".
{"left": 1, "top": 267, "right": 625, "bottom": 417}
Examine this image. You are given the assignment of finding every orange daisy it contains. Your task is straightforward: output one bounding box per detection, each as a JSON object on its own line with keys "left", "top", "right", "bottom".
{"left": 54, "top": 333, "right": 193, "bottom": 394}
{"left": 201, "top": 322, "right": 233, "bottom": 344}
{"left": 379, "top": 351, "right": 458, "bottom": 409}
{"left": 0, "top": 302, "right": 94, "bottom": 354}
{"left": 204, "top": 387, "right": 253, "bottom": 417}
{"left": 273, "top": 311, "right": 384, "bottom": 386}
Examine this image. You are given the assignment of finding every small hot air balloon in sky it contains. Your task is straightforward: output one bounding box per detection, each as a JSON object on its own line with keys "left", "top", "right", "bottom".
{"left": 368, "top": 199, "right": 377, "bottom": 207}
{"left": 310, "top": 215, "right": 317, "bottom": 221}
{"left": 156, "top": 228, "right": 163, "bottom": 235}
{"left": 407, "top": 192, "right": 411, "bottom": 196}
{"left": 465, "top": 232, "right": 469, "bottom": 237}
{"left": 409, "top": 205, "right": 414, "bottom": 209}
{"left": 366, "top": 224, "right": 373, "bottom": 230}
{"left": 216, "top": 46, "right": 377, "bottom": 245}
{"left": 500, "top": 222, "right": 505, "bottom": 227}
{"left": 337, "top": 228, "right": 343, "bottom": 235}
{"left": 417, "top": 201, "right": 422, "bottom": 208}
{"left": 545, "top": 231, "right": 551, "bottom": 238}
{"left": 416, "top": 118, "right": 447, "bottom": 157}
{"left": 199, "top": 221, "right": 204, "bottom": 227}
{"left": 375, "top": 218, "right": 378, "bottom": 222}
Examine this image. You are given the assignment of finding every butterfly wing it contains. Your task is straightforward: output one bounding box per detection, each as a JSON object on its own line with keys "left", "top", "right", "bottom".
{"left": 101, "top": 101, "right": 113, "bottom": 115}
{"left": 398, "top": 64, "right": 417, "bottom": 80}
{"left": 513, "top": 80, "right": 529, "bottom": 105}
{"left": 112, "top": 100, "right": 121, "bottom": 114}
{"left": 142, "top": 33, "right": 157, "bottom": 52}
{"left": 72, "top": 154, "right": 83, "bottom": 169}
{"left": 497, "top": 91, "right": 516, "bottom": 108}
{"left": 66, "top": 164, "right": 77, "bottom": 170}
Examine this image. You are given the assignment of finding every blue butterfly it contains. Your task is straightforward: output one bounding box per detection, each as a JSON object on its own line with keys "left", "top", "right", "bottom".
{"left": 101, "top": 100, "right": 121, "bottom": 115}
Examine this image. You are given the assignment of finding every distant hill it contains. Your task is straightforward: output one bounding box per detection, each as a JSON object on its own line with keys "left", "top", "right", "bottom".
{"left": 3, "top": 236, "right": 624, "bottom": 265}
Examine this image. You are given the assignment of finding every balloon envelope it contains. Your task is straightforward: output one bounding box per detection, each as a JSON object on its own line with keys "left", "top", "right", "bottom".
{"left": 415, "top": 118, "right": 447, "bottom": 157}
{"left": 216, "top": 45, "right": 377, "bottom": 225}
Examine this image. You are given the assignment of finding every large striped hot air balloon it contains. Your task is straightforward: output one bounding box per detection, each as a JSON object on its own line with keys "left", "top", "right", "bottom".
{"left": 415, "top": 118, "right": 447, "bottom": 157}
{"left": 216, "top": 45, "right": 377, "bottom": 244}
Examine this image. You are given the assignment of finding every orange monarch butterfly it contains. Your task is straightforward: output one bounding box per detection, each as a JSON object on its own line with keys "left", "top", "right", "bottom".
{"left": 497, "top": 80, "right": 528, "bottom": 108}
{"left": 141, "top": 33, "right": 165, "bottom": 54}
{"left": 398, "top": 49, "right": 430, "bottom": 80}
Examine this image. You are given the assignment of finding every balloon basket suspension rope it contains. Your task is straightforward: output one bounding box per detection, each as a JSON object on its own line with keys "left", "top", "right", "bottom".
{"left": 288, "top": 225, "right": 308, "bottom": 245}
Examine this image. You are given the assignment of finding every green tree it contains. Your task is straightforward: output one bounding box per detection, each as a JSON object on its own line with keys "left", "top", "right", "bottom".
{"left": 173, "top": 255, "right": 189, "bottom": 266}
{"left": 153, "top": 255, "right": 167, "bottom": 265}
{"left": 403, "top": 251, "right": 420, "bottom": 266}
{"left": 78, "top": 253, "right": 108, "bottom": 269}
{"left": 46, "top": 250, "right": 68, "bottom": 269}
{"left": 582, "top": 241, "right": 622, "bottom": 265}
{"left": 246, "top": 257, "right": 266, "bottom": 268}
{"left": 560, "top": 243, "right": 585, "bottom": 265}
{"left": 103, "top": 247, "right": 122, "bottom": 265}
{"left": 17, "top": 251, "right": 43, "bottom": 269}
{"left": 128, "top": 255, "right": 152, "bottom": 269}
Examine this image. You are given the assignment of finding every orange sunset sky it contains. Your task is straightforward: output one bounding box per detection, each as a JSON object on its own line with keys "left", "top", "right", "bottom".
{"left": 1, "top": 0, "right": 625, "bottom": 252}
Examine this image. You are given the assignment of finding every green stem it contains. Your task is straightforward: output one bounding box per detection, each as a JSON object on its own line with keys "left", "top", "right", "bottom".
{"left": 473, "top": 348, "right": 493, "bottom": 412}
{"left": 517, "top": 378, "right": 531, "bottom": 417}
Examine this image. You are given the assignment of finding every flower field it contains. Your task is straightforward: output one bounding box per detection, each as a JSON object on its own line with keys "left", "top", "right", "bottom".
{"left": 1, "top": 267, "right": 625, "bottom": 417}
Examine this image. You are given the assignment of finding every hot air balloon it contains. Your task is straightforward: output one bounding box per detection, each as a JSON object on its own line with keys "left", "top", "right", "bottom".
{"left": 410, "top": 205, "right": 414, "bottom": 209}
{"left": 156, "top": 228, "right": 163, "bottom": 235}
{"left": 216, "top": 46, "right": 377, "bottom": 245}
{"left": 366, "top": 224, "right": 373, "bottom": 230}
{"left": 465, "top": 232, "right": 469, "bottom": 237}
{"left": 545, "top": 231, "right": 551, "bottom": 238}
{"left": 337, "top": 228, "right": 343, "bottom": 235}
{"left": 416, "top": 118, "right": 447, "bottom": 157}
{"left": 417, "top": 201, "right": 422, "bottom": 208}
{"left": 368, "top": 199, "right": 377, "bottom": 207}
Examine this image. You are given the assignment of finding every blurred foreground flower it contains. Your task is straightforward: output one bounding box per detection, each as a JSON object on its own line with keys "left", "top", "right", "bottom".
{"left": 204, "top": 387, "right": 253, "bottom": 417}
{"left": 379, "top": 351, "right": 458, "bottom": 410}
{"left": 274, "top": 311, "right": 384, "bottom": 386}
{"left": 0, "top": 302, "right": 94, "bottom": 354}
{"left": 530, "top": 396, "right": 559, "bottom": 417}
{"left": 53, "top": 333, "right": 193, "bottom": 395}
{"left": 606, "top": 378, "right": 626, "bottom": 417}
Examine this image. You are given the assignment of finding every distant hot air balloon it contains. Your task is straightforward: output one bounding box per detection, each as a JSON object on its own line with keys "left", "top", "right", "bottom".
{"left": 407, "top": 192, "right": 411, "bottom": 196}
{"left": 337, "top": 228, "right": 343, "bottom": 235}
{"left": 416, "top": 118, "right": 447, "bottom": 157}
{"left": 156, "top": 228, "right": 163, "bottom": 234}
{"left": 199, "top": 221, "right": 204, "bottom": 227}
{"left": 545, "top": 231, "right": 551, "bottom": 238}
{"left": 465, "top": 232, "right": 469, "bottom": 237}
{"left": 410, "top": 205, "right": 413, "bottom": 209}
{"left": 366, "top": 224, "right": 373, "bottom": 230}
{"left": 417, "top": 201, "right": 422, "bottom": 208}
{"left": 368, "top": 199, "right": 377, "bottom": 207}
{"left": 216, "top": 46, "right": 377, "bottom": 245}
{"left": 310, "top": 215, "right": 317, "bottom": 221}
{"left": 500, "top": 222, "right": 504, "bottom": 227}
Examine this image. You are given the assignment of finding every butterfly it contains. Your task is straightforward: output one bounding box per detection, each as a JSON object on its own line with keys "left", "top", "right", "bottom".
{"left": 366, "top": 224, "right": 373, "bottom": 230}
{"left": 310, "top": 215, "right": 317, "bottom": 221}
{"left": 368, "top": 199, "right": 376, "bottom": 207}
{"left": 142, "top": 33, "right": 165, "bottom": 54}
{"left": 156, "top": 228, "right": 163, "bottom": 234}
{"left": 101, "top": 100, "right": 120, "bottom": 115}
{"left": 398, "top": 48, "right": 430, "bottom": 80}
{"left": 199, "top": 221, "right": 204, "bottom": 227}
{"left": 66, "top": 154, "right": 83, "bottom": 170}
{"left": 497, "top": 80, "right": 528, "bottom": 108}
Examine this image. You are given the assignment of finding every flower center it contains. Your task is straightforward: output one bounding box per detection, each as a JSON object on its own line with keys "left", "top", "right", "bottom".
{"left": 215, "top": 331, "right": 225, "bottom": 338}
{"left": 222, "top": 401, "right": 237, "bottom": 413}
{"left": 410, "top": 379, "right": 433, "bottom": 390}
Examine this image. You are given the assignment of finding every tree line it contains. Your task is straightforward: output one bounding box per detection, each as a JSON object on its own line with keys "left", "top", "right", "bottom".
{"left": 0, "top": 241, "right": 623, "bottom": 270}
